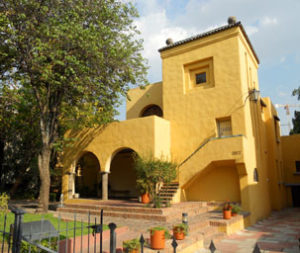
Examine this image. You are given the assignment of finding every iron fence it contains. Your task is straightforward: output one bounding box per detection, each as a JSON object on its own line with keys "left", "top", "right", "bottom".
{"left": 1, "top": 205, "right": 296, "bottom": 253}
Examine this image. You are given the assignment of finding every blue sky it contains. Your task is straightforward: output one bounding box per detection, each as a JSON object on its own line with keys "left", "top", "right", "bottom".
{"left": 116, "top": 0, "right": 300, "bottom": 135}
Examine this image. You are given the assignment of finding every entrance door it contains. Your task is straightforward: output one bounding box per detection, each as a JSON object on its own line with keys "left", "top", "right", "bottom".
{"left": 291, "top": 186, "right": 300, "bottom": 207}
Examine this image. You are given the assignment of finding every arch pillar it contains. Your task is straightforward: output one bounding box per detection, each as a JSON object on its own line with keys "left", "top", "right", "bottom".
{"left": 101, "top": 171, "right": 110, "bottom": 200}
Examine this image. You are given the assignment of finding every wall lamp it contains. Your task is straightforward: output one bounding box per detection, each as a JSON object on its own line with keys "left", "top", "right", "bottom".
{"left": 249, "top": 89, "right": 260, "bottom": 102}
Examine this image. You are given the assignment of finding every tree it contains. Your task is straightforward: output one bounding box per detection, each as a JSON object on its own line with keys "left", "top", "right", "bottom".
{"left": 0, "top": 85, "right": 41, "bottom": 197}
{"left": 0, "top": 0, "right": 147, "bottom": 212}
{"left": 290, "top": 111, "right": 300, "bottom": 135}
{"left": 290, "top": 87, "right": 300, "bottom": 135}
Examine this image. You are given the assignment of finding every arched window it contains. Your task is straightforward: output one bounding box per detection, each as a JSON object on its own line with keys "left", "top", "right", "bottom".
{"left": 254, "top": 168, "right": 259, "bottom": 182}
{"left": 140, "top": 105, "right": 163, "bottom": 117}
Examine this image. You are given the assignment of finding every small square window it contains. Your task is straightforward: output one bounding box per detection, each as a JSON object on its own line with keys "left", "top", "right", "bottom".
{"left": 296, "top": 161, "right": 300, "bottom": 173}
{"left": 196, "top": 72, "right": 206, "bottom": 84}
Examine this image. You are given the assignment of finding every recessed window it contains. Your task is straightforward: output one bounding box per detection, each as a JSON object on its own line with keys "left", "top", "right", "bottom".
{"left": 296, "top": 161, "right": 300, "bottom": 173}
{"left": 217, "top": 117, "right": 232, "bottom": 137}
{"left": 254, "top": 168, "right": 259, "bottom": 182}
{"left": 196, "top": 72, "right": 206, "bottom": 84}
{"left": 141, "top": 105, "right": 163, "bottom": 117}
{"left": 184, "top": 57, "right": 214, "bottom": 92}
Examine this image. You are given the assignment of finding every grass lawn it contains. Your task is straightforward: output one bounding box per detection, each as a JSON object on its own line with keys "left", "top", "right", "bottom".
{"left": 0, "top": 212, "right": 108, "bottom": 238}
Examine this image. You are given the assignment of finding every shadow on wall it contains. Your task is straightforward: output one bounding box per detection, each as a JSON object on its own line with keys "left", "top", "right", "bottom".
{"left": 62, "top": 125, "right": 107, "bottom": 174}
{"left": 126, "top": 82, "right": 162, "bottom": 119}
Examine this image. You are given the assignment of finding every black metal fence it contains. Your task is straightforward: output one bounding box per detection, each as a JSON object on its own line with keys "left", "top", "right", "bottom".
{"left": 1, "top": 205, "right": 279, "bottom": 253}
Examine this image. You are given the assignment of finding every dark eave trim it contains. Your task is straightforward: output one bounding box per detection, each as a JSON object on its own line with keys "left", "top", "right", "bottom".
{"left": 158, "top": 22, "right": 260, "bottom": 64}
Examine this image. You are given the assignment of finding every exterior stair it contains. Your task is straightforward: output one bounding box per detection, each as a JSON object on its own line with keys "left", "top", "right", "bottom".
{"left": 158, "top": 182, "right": 179, "bottom": 205}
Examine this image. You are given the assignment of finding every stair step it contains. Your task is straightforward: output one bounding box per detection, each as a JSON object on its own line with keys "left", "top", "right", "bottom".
{"left": 57, "top": 208, "right": 168, "bottom": 222}
{"left": 60, "top": 204, "right": 163, "bottom": 214}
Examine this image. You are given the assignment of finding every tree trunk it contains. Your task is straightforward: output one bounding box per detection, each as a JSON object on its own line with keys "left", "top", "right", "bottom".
{"left": 37, "top": 143, "right": 51, "bottom": 212}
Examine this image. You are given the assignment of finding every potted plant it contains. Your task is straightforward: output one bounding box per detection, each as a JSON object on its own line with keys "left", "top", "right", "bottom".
{"left": 223, "top": 201, "right": 232, "bottom": 220}
{"left": 122, "top": 238, "right": 140, "bottom": 253}
{"left": 134, "top": 154, "right": 177, "bottom": 208}
{"left": 231, "top": 204, "right": 241, "bottom": 216}
{"left": 173, "top": 223, "right": 188, "bottom": 240}
{"left": 136, "top": 178, "right": 151, "bottom": 204}
{"left": 149, "top": 226, "right": 171, "bottom": 250}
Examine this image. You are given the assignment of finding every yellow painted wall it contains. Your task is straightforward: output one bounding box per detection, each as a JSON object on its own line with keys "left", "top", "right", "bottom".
{"left": 185, "top": 164, "right": 241, "bottom": 202}
{"left": 281, "top": 134, "right": 300, "bottom": 206}
{"left": 281, "top": 134, "right": 300, "bottom": 184}
{"left": 62, "top": 116, "right": 171, "bottom": 198}
{"left": 127, "top": 82, "right": 163, "bottom": 119}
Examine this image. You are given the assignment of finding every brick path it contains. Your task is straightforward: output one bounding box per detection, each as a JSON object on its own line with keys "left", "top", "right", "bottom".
{"left": 196, "top": 208, "right": 300, "bottom": 253}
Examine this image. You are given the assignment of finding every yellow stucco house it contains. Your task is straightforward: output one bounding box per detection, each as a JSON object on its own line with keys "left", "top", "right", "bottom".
{"left": 61, "top": 18, "right": 300, "bottom": 225}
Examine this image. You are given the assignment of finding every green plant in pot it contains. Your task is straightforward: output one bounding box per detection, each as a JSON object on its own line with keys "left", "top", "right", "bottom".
{"left": 122, "top": 238, "right": 140, "bottom": 253}
{"left": 136, "top": 178, "right": 151, "bottom": 204}
{"left": 223, "top": 201, "right": 232, "bottom": 220}
{"left": 231, "top": 204, "right": 241, "bottom": 216}
{"left": 134, "top": 154, "right": 177, "bottom": 208}
{"left": 149, "top": 226, "right": 171, "bottom": 250}
{"left": 173, "top": 223, "right": 188, "bottom": 240}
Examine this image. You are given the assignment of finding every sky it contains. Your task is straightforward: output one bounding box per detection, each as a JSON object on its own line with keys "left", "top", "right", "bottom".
{"left": 116, "top": 0, "right": 300, "bottom": 135}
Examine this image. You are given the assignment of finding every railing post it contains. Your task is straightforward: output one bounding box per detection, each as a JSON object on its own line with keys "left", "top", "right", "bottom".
{"left": 209, "top": 240, "right": 216, "bottom": 253}
{"left": 10, "top": 206, "right": 26, "bottom": 253}
{"left": 139, "top": 234, "right": 145, "bottom": 253}
{"left": 171, "top": 237, "right": 178, "bottom": 253}
{"left": 108, "top": 223, "right": 117, "bottom": 253}
{"left": 253, "top": 243, "right": 261, "bottom": 253}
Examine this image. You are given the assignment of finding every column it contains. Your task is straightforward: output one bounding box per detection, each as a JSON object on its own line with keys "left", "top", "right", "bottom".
{"left": 101, "top": 171, "right": 109, "bottom": 200}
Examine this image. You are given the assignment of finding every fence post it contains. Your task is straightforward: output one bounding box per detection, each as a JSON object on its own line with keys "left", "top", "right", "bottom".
{"left": 209, "top": 240, "right": 216, "bottom": 253}
{"left": 171, "top": 237, "right": 178, "bottom": 253}
{"left": 108, "top": 223, "right": 117, "bottom": 253}
{"left": 253, "top": 243, "right": 261, "bottom": 253}
{"left": 139, "top": 234, "right": 145, "bottom": 253}
{"left": 10, "top": 206, "right": 26, "bottom": 253}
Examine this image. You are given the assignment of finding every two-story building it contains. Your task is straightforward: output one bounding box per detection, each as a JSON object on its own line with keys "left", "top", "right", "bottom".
{"left": 61, "top": 17, "right": 299, "bottom": 225}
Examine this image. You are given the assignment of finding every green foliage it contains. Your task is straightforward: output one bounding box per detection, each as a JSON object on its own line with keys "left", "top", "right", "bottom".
{"left": 231, "top": 204, "right": 241, "bottom": 214}
{"left": 290, "top": 111, "right": 300, "bottom": 135}
{"left": 21, "top": 238, "right": 58, "bottom": 253}
{"left": 122, "top": 238, "right": 140, "bottom": 251}
{"left": 223, "top": 202, "right": 232, "bottom": 211}
{"left": 0, "top": 193, "right": 9, "bottom": 214}
{"left": 134, "top": 154, "right": 177, "bottom": 207}
{"left": 173, "top": 223, "right": 188, "bottom": 235}
{"left": 149, "top": 227, "right": 171, "bottom": 239}
{"left": 0, "top": 0, "right": 148, "bottom": 208}
{"left": 291, "top": 87, "right": 300, "bottom": 135}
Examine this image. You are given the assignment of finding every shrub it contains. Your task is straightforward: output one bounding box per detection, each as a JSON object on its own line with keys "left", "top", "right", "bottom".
{"left": 0, "top": 193, "right": 9, "bottom": 214}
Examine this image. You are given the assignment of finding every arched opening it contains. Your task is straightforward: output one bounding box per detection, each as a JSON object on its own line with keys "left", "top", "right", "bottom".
{"left": 140, "top": 105, "right": 163, "bottom": 117}
{"left": 75, "top": 152, "right": 100, "bottom": 198}
{"left": 185, "top": 162, "right": 241, "bottom": 202}
{"left": 109, "top": 148, "right": 138, "bottom": 199}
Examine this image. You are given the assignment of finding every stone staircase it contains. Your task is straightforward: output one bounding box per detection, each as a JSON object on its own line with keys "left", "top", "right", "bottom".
{"left": 55, "top": 200, "right": 247, "bottom": 252}
{"left": 158, "top": 182, "right": 179, "bottom": 205}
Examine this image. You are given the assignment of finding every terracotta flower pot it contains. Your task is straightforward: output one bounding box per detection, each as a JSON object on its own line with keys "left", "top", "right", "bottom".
{"left": 232, "top": 212, "right": 237, "bottom": 217}
{"left": 123, "top": 249, "right": 138, "bottom": 253}
{"left": 173, "top": 228, "right": 185, "bottom": 240}
{"left": 223, "top": 209, "right": 231, "bottom": 219}
{"left": 150, "top": 230, "right": 165, "bottom": 249}
{"left": 141, "top": 193, "right": 150, "bottom": 204}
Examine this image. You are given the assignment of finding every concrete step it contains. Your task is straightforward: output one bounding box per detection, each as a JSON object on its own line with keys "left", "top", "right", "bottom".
{"left": 59, "top": 203, "right": 164, "bottom": 214}
{"left": 57, "top": 208, "right": 169, "bottom": 222}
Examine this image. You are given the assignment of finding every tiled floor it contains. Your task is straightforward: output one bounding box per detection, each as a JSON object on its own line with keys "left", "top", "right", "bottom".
{"left": 196, "top": 208, "right": 300, "bottom": 253}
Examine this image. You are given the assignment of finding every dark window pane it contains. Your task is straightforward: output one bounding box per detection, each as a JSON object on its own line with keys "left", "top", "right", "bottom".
{"left": 141, "top": 105, "right": 163, "bottom": 117}
{"left": 296, "top": 161, "right": 300, "bottom": 172}
{"left": 196, "top": 72, "right": 206, "bottom": 84}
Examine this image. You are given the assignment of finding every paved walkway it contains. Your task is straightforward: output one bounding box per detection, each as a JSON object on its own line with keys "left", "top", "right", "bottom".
{"left": 197, "top": 208, "right": 300, "bottom": 253}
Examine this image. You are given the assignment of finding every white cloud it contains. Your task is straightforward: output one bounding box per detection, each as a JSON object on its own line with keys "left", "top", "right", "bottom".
{"left": 261, "top": 16, "right": 278, "bottom": 26}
